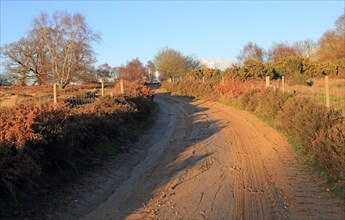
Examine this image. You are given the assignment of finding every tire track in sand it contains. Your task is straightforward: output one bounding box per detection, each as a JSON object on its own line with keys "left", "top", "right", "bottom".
{"left": 84, "top": 93, "right": 344, "bottom": 220}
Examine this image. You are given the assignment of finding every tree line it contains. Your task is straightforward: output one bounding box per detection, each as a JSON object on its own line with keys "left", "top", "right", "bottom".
{"left": 1, "top": 11, "right": 344, "bottom": 87}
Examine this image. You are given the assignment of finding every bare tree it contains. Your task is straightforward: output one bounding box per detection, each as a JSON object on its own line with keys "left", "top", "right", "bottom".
{"left": 293, "top": 39, "right": 317, "bottom": 60}
{"left": 317, "top": 12, "right": 345, "bottom": 62}
{"left": 1, "top": 11, "right": 100, "bottom": 87}
{"left": 186, "top": 55, "right": 203, "bottom": 70}
{"left": 32, "top": 11, "right": 100, "bottom": 88}
{"left": 237, "top": 42, "right": 264, "bottom": 64}
{"left": 96, "top": 63, "right": 117, "bottom": 82}
{"left": 268, "top": 42, "right": 297, "bottom": 62}
{"left": 335, "top": 11, "right": 345, "bottom": 34}
{"left": 0, "top": 36, "right": 49, "bottom": 85}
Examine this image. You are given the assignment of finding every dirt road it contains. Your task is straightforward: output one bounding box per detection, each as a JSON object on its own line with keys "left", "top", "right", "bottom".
{"left": 74, "top": 92, "right": 343, "bottom": 220}
{"left": 47, "top": 92, "right": 344, "bottom": 219}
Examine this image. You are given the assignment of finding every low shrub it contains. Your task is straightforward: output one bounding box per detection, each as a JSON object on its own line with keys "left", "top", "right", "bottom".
{"left": 312, "top": 113, "right": 345, "bottom": 180}
{"left": 276, "top": 97, "right": 345, "bottom": 181}
{"left": 241, "top": 89, "right": 261, "bottom": 112}
{"left": 0, "top": 81, "right": 155, "bottom": 201}
{"left": 114, "top": 80, "right": 154, "bottom": 99}
{"left": 163, "top": 79, "right": 345, "bottom": 192}
{"left": 259, "top": 89, "right": 291, "bottom": 120}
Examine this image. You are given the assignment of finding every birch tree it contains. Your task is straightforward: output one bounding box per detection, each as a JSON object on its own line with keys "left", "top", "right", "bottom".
{"left": 32, "top": 11, "right": 100, "bottom": 88}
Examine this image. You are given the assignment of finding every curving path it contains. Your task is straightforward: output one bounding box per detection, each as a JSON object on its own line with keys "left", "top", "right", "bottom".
{"left": 79, "top": 92, "right": 344, "bottom": 220}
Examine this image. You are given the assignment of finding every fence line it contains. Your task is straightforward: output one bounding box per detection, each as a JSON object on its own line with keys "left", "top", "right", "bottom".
{"left": 171, "top": 75, "right": 345, "bottom": 115}
{"left": 0, "top": 83, "right": 118, "bottom": 109}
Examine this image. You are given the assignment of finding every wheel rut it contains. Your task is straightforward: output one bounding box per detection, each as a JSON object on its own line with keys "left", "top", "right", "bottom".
{"left": 43, "top": 92, "right": 345, "bottom": 220}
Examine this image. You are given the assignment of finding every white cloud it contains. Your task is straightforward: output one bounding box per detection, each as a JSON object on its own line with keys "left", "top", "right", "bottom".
{"left": 200, "top": 59, "right": 232, "bottom": 70}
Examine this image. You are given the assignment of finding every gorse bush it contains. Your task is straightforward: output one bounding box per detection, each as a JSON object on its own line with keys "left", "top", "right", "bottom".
{"left": 241, "top": 89, "right": 261, "bottom": 112}
{"left": 162, "top": 80, "right": 217, "bottom": 100}
{"left": 0, "top": 81, "right": 154, "bottom": 200}
{"left": 277, "top": 97, "right": 345, "bottom": 180}
{"left": 257, "top": 89, "right": 291, "bottom": 120}
{"left": 313, "top": 116, "right": 345, "bottom": 180}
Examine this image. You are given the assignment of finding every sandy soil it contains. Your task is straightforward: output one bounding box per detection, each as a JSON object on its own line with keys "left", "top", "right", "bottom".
{"left": 35, "top": 92, "right": 344, "bottom": 219}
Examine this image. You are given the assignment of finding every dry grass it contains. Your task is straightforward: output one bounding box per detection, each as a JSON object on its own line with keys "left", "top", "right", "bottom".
{"left": 0, "top": 83, "right": 115, "bottom": 109}
{"left": 285, "top": 78, "right": 345, "bottom": 114}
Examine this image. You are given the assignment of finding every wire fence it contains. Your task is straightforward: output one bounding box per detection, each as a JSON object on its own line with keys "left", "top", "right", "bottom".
{"left": 270, "top": 76, "right": 345, "bottom": 115}
{"left": 0, "top": 83, "right": 116, "bottom": 110}
{"left": 172, "top": 75, "right": 345, "bottom": 115}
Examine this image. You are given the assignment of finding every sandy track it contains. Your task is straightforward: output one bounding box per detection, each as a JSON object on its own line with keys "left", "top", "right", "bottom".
{"left": 78, "top": 93, "right": 344, "bottom": 220}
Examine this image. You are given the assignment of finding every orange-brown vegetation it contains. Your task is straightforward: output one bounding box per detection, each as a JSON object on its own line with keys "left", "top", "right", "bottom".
{"left": 114, "top": 80, "right": 154, "bottom": 99}
{"left": 163, "top": 77, "right": 345, "bottom": 191}
{"left": 0, "top": 81, "right": 154, "bottom": 200}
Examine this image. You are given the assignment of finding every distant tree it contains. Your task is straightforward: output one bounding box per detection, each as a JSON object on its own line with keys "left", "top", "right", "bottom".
{"left": 154, "top": 47, "right": 200, "bottom": 81}
{"left": 71, "top": 65, "right": 97, "bottom": 84}
{"left": 293, "top": 39, "right": 317, "bottom": 60}
{"left": 237, "top": 42, "right": 264, "bottom": 64}
{"left": 268, "top": 42, "right": 297, "bottom": 62}
{"left": 117, "top": 58, "right": 148, "bottom": 81}
{"left": 146, "top": 60, "right": 156, "bottom": 83}
{"left": 154, "top": 48, "right": 188, "bottom": 81}
{"left": 0, "top": 73, "right": 12, "bottom": 86}
{"left": 335, "top": 12, "right": 345, "bottom": 34}
{"left": 317, "top": 12, "right": 345, "bottom": 62}
{"left": 186, "top": 54, "right": 203, "bottom": 69}
{"left": 96, "top": 63, "right": 117, "bottom": 81}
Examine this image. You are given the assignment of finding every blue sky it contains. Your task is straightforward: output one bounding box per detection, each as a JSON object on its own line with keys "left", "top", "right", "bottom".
{"left": 0, "top": 0, "right": 344, "bottom": 70}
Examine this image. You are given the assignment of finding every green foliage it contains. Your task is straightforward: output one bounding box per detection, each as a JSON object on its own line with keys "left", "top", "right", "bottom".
{"left": 283, "top": 56, "right": 304, "bottom": 76}
{"left": 154, "top": 47, "right": 201, "bottom": 81}
{"left": 187, "top": 68, "right": 222, "bottom": 81}
{"left": 259, "top": 89, "right": 291, "bottom": 119}
{"left": 240, "top": 89, "right": 261, "bottom": 112}
{"left": 319, "top": 61, "right": 338, "bottom": 76}
{"left": 302, "top": 59, "right": 319, "bottom": 78}
{"left": 203, "top": 68, "right": 222, "bottom": 80}
{"left": 288, "top": 74, "right": 307, "bottom": 86}
{"left": 223, "top": 64, "right": 242, "bottom": 79}
{"left": 242, "top": 59, "right": 266, "bottom": 79}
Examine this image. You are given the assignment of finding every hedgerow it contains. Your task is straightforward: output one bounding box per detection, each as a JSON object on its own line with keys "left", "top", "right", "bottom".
{"left": 0, "top": 80, "right": 155, "bottom": 200}
{"left": 163, "top": 77, "right": 345, "bottom": 193}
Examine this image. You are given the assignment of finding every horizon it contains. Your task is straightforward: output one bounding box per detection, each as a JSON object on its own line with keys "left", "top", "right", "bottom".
{"left": 0, "top": 1, "right": 344, "bottom": 71}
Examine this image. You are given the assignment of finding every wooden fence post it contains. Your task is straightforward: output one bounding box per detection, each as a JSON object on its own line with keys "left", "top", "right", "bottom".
{"left": 325, "top": 76, "right": 330, "bottom": 108}
{"left": 282, "top": 76, "right": 285, "bottom": 94}
{"left": 190, "top": 76, "right": 192, "bottom": 81}
{"left": 101, "top": 80, "right": 104, "bottom": 97}
{"left": 120, "top": 79, "right": 125, "bottom": 94}
{"left": 202, "top": 76, "right": 205, "bottom": 83}
{"left": 265, "top": 76, "right": 270, "bottom": 88}
{"left": 53, "top": 84, "right": 57, "bottom": 104}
